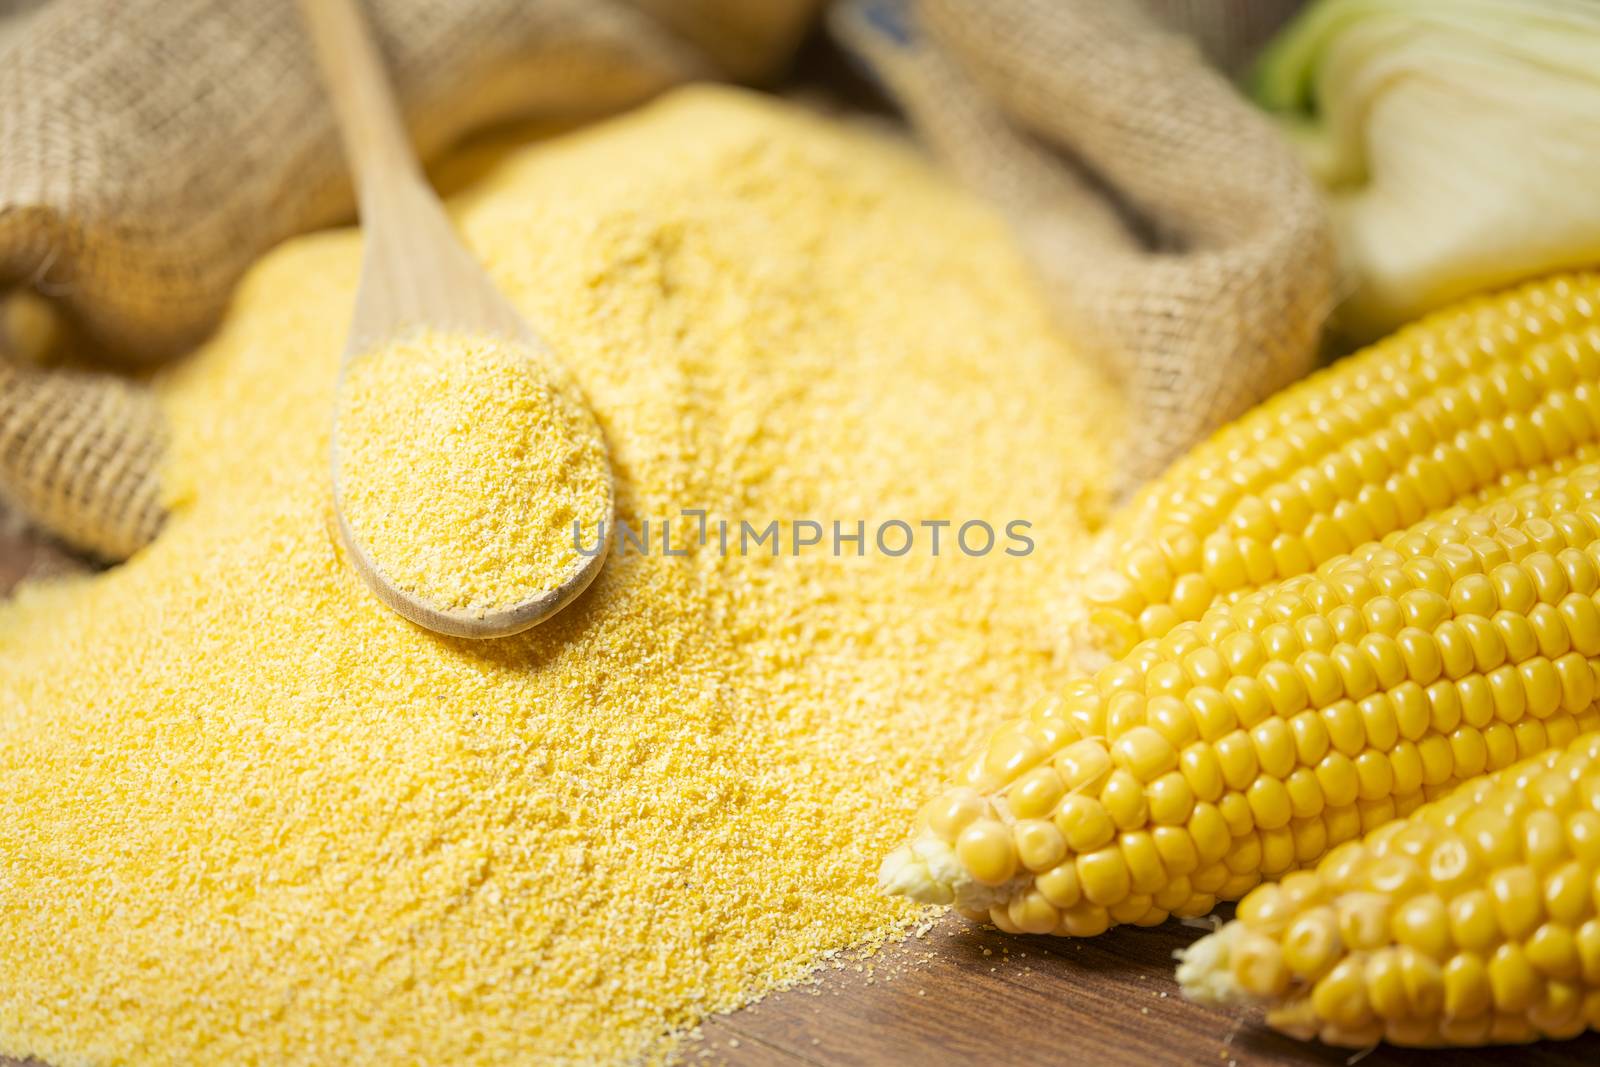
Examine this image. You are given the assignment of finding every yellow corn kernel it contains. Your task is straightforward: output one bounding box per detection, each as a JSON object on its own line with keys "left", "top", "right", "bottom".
{"left": 1338, "top": 892, "right": 1392, "bottom": 951}
{"left": 1121, "top": 831, "right": 1167, "bottom": 896}
{"left": 1488, "top": 866, "right": 1543, "bottom": 940}
{"left": 1450, "top": 727, "right": 1489, "bottom": 778}
{"left": 1417, "top": 735, "right": 1455, "bottom": 785}
{"left": 1106, "top": 893, "right": 1157, "bottom": 925}
{"left": 1392, "top": 683, "right": 1432, "bottom": 741}
{"left": 1522, "top": 808, "right": 1567, "bottom": 872}
{"left": 1262, "top": 826, "right": 1297, "bottom": 875}
{"left": 1057, "top": 902, "right": 1111, "bottom": 937}
{"left": 1525, "top": 923, "right": 1581, "bottom": 981}
{"left": 1013, "top": 819, "right": 1067, "bottom": 873}
{"left": 1006, "top": 765, "right": 1066, "bottom": 821}
{"left": 1334, "top": 644, "right": 1380, "bottom": 701}
{"left": 1575, "top": 919, "right": 1600, "bottom": 984}
{"left": 1188, "top": 803, "right": 1232, "bottom": 865}
{"left": 1111, "top": 726, "right": 1178, "bottom": 782}
{"left": 1152, "top": 825, "right": 1199, "bottom": 876}
{"left": 1226, "top": 675, "right": 1274, "bottom": 728}
{"left": 1246, "top": 776, "right": 1294, "bottom": 831}
{"left": 956, "top": 821, "right": 1018, "bottom": 886}
{"left": 1433, "top": 620, "right": 1476, "bottom": 680}
{"left": 1219, "top": 792, "right": 1255, "bottom": 838}
{"left": 1284, "top": 768, "right": 1325, "bottom": 819}
{"left": 1364, "top": 948, "right": 1413, "bottom": 1019}
{"left": 1147, "top": 772, "right": 1195, "bottom": 825}
{"left": 1322, "top": 700, "right": 1366, "bottom": 756}
{"left": 1559, "top": 593, "right": 1600, "bottom": 654}
{"left": 1354, "top": 750, "right": 1395, "bottom": 800}
{"left": 1290, "top": 711, "right": 1331, "bottom": 764}
{"left": 1542, "top": 861, "right": 1590, "bottom": 926}
{"left": 1186, "top": 687, "right": 1236, "bottom": 742}
{"left": 1035, "top": 862, "right": 1082, "bottom": 910}
{"left": 922, "top": 789, "right": 986, "bottom": 842}
{"left": 1220, "top": 870, "right": 1264, "bottom": 901}
{"left": 1311, "top": 958, "right": 1374, "bottom": 1029}
{"left": 1215, "top": 731, "right": 1260, "bottom": 791}
{"left": 1006, "top": 890, "right": 1061, "bottom": 935}
{"left": 1444, "top": 953, "right": 1493, "bottom": 1021}
{"left": 1484, "top": 722, "right": 1519, "bottom": 769}
{"left": 1313, "top": 751, "right": 1360, "bottom": 808}
{"left": 1495, "top": 611, "right": 1539, "bottom": 665}
{"left": 1055, "top": 739, "right": 1113, "bottom": 792}
{"left": 1234, "top": 930, "right": 1293, "bottom": 998}
{"left": 983, "top": 731, "right": 1048, "bottom": 785}
{"left": 1100, "top": 769, "right": 1150, "bottom": 830}
{"left": 1426, "top": 680, "right": 1463, "bottom": 733}
{"left": 1392, "top": 893, "right": 1452, "bottom": 959}
{"left": 1396, "top": 947, "right": 1445, "bottom": 1019}
{"left": 1054, "top": 793, "right": 1115, "bottom": 853}
{"left": 1359, "top": 694, "right": 1400, "bottom": 751}
{"left": 1147, "top": 695, "right": 1199, "bottom": 748}
{"left": 1077, "top": 846, "right": 1131, "bottom": 907}
{"left": 1488, "top": 943, "right": 1540, "bottom": 1013}
{"left": 1226, "top": 832, "right": 1263, "bottom": 875}
{"left": 1251, "top": 717, "right": 1298, "bottom": 779}
{"left": 1281, "top": 907, "right": 1341, "bottom": 979}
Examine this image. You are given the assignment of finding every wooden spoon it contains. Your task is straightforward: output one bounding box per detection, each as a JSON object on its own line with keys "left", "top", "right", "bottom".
{"left": 299, "top": 0, "right": 611, "bottom": 639}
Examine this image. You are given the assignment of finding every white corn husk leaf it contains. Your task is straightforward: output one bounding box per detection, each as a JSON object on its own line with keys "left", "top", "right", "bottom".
{"left": 1254, "top": 0, "right": 1600, "bottom": 338}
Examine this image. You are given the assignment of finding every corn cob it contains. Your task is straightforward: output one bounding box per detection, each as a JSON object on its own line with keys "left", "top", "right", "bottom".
{"left": 1073, "top": 273, "right": 1600, "bottom": 669}
{"left": 1177, "top": 730, "right": 1600, "bottom": 1048}
{"left": 882, "top": 478, "right": 1600, "bottom": 936}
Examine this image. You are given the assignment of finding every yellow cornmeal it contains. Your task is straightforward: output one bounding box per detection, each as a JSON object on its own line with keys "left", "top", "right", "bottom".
{"left": 335, "top": 332, "right": 609, "bottom": 612}
{"left": 0, "top": 88, "right": 1120, "bottom": 1065}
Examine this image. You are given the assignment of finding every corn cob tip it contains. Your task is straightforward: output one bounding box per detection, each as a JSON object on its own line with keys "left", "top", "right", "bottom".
{"left": 1174, "top": 732, "right": 1600, "bottom": 1047}
{"left": 1179, "top": 921, "right": 1326, "bottom": 1042}
{"left": 880, "top": 838, "right": 973, "bottom": 908}
{"left": 1175, "top": 923, "right": 1249, "bottom": 1006}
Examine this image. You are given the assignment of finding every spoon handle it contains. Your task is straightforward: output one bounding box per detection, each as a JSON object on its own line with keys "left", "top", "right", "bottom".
{"left": 297, "top": 0, "right": 527, "bottom": 351}
{"left": 297, "top": 0, "right": 422, "bottom": 199}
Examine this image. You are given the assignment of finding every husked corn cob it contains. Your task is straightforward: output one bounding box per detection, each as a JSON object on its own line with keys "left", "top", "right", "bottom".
{"left": 882, "top": 482, "right": 1600, "bottom": 937}
{"left": 1178, "top": 730, "right": 1600, "bottom": 1048}
{"left": 1075, "top": 273, "right": 1600, "bottom": 668}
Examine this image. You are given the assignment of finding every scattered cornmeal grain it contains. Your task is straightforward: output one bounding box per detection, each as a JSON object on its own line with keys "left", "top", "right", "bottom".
{"left": 334, "top": 331, "right": 609, "bottom": 612}
{"left": 0, "top": 88, "right": 1120, "bottom": 1065}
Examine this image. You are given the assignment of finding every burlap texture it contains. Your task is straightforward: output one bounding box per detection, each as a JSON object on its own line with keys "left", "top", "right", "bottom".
{"left": 1143, "top": 0, "right": 1308, "bottom": 74}
{"left": 0, "top": 359, "right": 165, "bottom": 560}
{"left": 0, "top": 0, "right": 1331, "bottom": 560}
{"left": 834, "top": 0, "right": 1333, "bottom": 494}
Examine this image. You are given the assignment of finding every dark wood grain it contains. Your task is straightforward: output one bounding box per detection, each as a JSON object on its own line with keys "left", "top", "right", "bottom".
{"left": 2, "top": 517, "right": 1597, "bottom": 1066}
{"left": 696, "top": 917, "right": 1600, "bottom": 1066}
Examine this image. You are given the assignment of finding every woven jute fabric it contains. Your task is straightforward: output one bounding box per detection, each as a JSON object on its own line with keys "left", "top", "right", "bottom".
{"left": 0, "top": 0, "right": 1330, "bottom": 560}
{"left": 0, "top": 359, "right": 165, "bottom": 560}
{"left": 1142, "top": 0, "right": 1307, "bottom": 74}
{"left": 834, "top": 0, "right": 1334, "bottom": 495}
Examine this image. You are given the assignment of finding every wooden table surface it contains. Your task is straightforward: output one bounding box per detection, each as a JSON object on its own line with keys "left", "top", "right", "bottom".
{"left": 4, "top": 519, "right": 1598, "bottom": 1067}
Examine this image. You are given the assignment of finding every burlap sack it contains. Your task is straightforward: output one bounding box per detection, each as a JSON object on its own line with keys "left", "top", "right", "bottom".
{"left": 834, "top": 0, "right": 1333, "bottom": 496}
{"left": 0, "top": 0, "right": 1331, "bottom": 561}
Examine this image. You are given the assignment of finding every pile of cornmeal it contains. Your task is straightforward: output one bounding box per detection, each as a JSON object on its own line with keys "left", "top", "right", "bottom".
{"left": 0, "top": 88, "right": 1120, "bottom": 1064}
